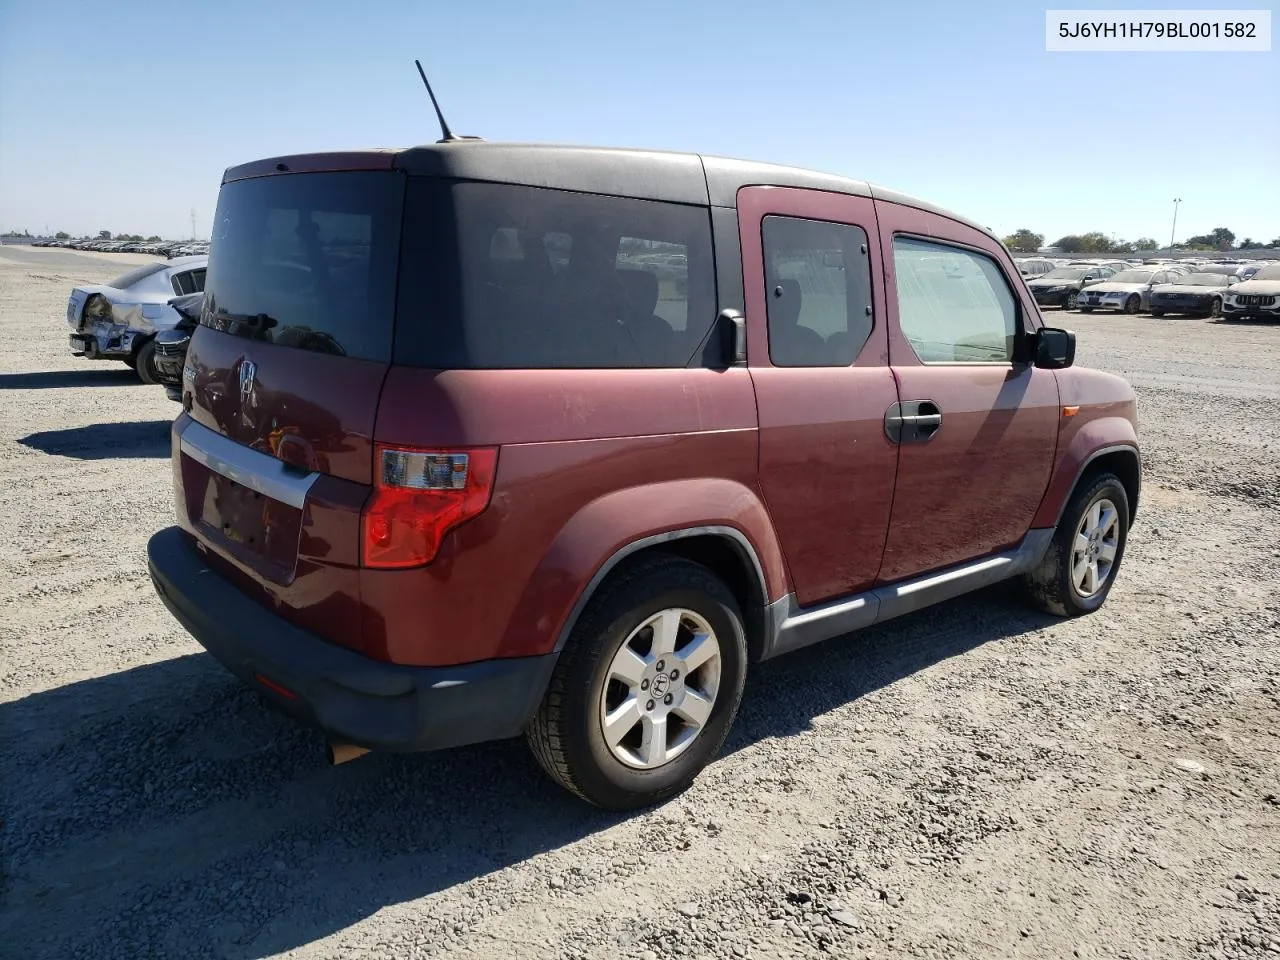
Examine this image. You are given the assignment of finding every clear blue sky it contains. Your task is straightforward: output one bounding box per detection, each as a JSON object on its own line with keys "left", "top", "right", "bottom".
{"left": 1, "top": 0, "right": 1276, "bottom": 245}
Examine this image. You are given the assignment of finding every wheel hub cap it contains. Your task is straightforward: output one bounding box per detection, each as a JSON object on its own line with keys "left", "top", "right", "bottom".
{"left": 599, "top": 608, "right": 722, "bottom": 770}
{"left": 1071, "top": 497, "right": 1120, "bottom": 598}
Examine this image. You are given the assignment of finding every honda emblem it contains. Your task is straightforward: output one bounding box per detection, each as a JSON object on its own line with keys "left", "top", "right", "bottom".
{"left": 239, "top": 360, "right": 257, "bottom": 403}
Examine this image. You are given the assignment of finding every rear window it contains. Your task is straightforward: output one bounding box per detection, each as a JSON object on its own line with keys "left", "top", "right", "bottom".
{"left": 200, "top": 172, "right": 404, "bottom": 360}
{"left": 395, "top": 180, "right": 717, "bottom": 369}
{"left": 108, "top": 262, "right": 168, "bottom": 290}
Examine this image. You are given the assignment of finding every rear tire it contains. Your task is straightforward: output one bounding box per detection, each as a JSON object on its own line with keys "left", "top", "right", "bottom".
{"left": 1023, "top": 473, "right": 1130, "bottom": 618}
{"left": 132, "top": 338, "right": 159, "bottom": 384}
{"left": 526, "top": 555, "right": 748, "bottom": 809}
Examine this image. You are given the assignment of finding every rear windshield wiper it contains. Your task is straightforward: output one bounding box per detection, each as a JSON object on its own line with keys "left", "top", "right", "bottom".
{"left": 206, "top": 311, "right": 280, "bottom": 338}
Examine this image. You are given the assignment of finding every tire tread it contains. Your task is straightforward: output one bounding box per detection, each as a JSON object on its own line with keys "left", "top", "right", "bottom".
{"left": 526, "top": 553, "right": 741, "bottom": 807}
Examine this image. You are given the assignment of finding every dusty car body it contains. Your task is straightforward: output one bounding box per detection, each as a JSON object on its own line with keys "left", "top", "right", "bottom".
{"left": 1148, "top": 273, "right": 1237, "bottom": 317}
{"left": 67, "top": 256, "right": 207, "bottom": 381}
{"left": 145, "top": 141, "right": 1142, "bottom": 810}
{"left": 1076, "top": 268, "right": 1184, "bottom": 314}
{"left": 1221, "top": 264, "right": 1280, "bottom": 321}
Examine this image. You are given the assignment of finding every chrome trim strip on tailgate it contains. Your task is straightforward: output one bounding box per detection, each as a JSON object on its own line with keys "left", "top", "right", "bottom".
{"left": 179, "top": 419, "right": 318, "bottom": 509}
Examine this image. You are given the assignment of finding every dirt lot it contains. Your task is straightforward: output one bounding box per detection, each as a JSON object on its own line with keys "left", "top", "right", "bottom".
{"left": 1, "top": 245, "right": 1277, "bottom": 960}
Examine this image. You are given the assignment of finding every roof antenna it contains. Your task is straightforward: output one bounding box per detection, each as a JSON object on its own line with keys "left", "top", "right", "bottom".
{"left": 415, "top": 60, "right": 479, "bottom": 143}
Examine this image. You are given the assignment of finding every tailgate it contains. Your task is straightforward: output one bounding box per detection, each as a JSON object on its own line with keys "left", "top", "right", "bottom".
{"left": 171, "top": 168, "right": 405, "bottom": 654}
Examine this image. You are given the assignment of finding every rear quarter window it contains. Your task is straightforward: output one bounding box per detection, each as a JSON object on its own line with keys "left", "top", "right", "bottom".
{"left": 395, "top": 180, "right": 717, "bottom": 369}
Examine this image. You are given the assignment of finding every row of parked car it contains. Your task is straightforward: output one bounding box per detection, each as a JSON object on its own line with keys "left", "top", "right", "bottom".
{"left": 1015, "top": 256, "right": 1280, "bottom": 321}
{"left": 32, "top": 236, "right": 210, "bottom": 259}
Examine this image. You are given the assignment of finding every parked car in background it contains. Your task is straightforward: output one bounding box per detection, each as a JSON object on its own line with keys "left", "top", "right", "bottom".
{"left": 152, "top": 292, "right": 202, "bottom": 401}
{"left": 1077, "top": 268, "right": 1184, "bottom": 314}
{"left": 1221, "top": 264, "right": 1280, "bottom": 321}
{"left": 1016, "top": 257, "right": 1057, "bottom": 280}
{"left": 1026, "top": 265, "right": 1114, "bottom": 309}
{"left": 1148, "top": 272, "right": 1238, "bottom": 318}
{"left": 66, "top": 256, "right": 208, "bottom": 382}
{"left": 147, "top": 141, "right": 1141, "bottom": 810}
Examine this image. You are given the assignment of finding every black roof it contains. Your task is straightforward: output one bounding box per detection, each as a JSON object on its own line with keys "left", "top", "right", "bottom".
{"left": 226, "top": 141, "right": 993, "bottom": 238}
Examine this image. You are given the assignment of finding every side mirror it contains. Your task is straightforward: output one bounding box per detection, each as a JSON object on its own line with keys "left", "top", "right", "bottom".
{"left": 1036, "top": 327, "right": 1076, "bottom": 369}
{"left": 718, "top": 308, "right": 747, "bottom": 365}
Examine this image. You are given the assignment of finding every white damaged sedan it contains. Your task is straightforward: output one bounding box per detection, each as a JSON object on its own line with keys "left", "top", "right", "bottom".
{"left": 66, "top": 255, "right": 207, "bottom": 382}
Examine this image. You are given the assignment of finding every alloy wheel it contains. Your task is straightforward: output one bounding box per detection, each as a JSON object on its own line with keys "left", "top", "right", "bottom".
{"left": 1072, "top": 497, "right": 1120, "bottom": 597}
{"left": 598, "top": 608, "right": 722, "bottom": 769}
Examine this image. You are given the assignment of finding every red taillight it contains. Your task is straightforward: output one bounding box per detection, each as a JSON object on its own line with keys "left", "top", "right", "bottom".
{"left": 360, "top": 445, "right": 498, "bottom": 569}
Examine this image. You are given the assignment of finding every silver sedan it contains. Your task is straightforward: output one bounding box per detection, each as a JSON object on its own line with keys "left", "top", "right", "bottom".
{"left": 1075, "top": 268, "right": 1183, "bottom": 314}
{"left": 66, "top": 256, "right": 207, "bottom": 382}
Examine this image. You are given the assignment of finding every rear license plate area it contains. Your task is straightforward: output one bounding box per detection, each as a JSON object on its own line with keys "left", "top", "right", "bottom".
{"left": 191, "top": 470, "right": 304, "bottom": 579}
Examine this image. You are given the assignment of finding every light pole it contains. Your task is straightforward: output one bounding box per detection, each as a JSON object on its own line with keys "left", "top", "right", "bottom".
{"left": 1170, "top": 198, "right": 1182, "bottom": 255}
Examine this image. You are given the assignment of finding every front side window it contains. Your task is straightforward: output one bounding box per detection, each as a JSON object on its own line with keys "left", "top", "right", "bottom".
{"left": 892, "top": 237, "right": 1019, "bottom": 363}
{"left": 762, "top": 215, "right": 874, "bottom": 367}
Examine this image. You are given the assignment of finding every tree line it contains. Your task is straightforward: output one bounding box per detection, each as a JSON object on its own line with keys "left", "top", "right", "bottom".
{"left": 2, "top": 229, "right": 165, "bottom": 242}
{"left": 1002, "top": 227, "right": 1280, "bottom": 255}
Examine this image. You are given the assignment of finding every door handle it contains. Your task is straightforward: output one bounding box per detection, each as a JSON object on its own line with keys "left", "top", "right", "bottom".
{"left": 884, "top": 400, "right": 943, "bottom": 444}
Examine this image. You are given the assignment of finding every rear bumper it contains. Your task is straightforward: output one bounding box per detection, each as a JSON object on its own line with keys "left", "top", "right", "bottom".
{"left": 147, "top": 526, "right": 558, "bottom": 752}
{"left": 68, "top": 331, "right": 133, "bottom": 359}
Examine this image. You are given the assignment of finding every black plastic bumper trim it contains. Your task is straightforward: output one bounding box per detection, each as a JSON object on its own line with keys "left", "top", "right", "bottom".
{"left": 147, "top": 526, "right": 558, "bottom": 752}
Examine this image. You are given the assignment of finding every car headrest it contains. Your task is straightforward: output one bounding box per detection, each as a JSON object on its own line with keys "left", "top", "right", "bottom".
{"left": 617, "top": 268, "right": 659, "bottom": 316}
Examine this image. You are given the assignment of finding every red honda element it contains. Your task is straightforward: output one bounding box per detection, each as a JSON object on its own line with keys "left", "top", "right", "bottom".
{"left": 148, "top": 143, "right": 1140, "bottom": 809}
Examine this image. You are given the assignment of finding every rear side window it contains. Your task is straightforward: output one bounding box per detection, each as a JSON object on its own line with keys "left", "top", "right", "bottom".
{"left": 892, "top": 237, "right": 1018, "bottom": 363}
{"left": 201, "top": 172, "right": 404, "bottom": 360}
{"left": 171, "top": 268, "right": 205, "bottom": 296}
{"left": 396, "top": 180, "right": 716, "bottom": 369}
{"left": 762, "top": 215, "right": 874, "bottom": 367}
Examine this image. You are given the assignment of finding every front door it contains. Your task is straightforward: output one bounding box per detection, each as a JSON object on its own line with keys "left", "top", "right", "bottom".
{"left": 874, "top": 201, "right": 1060, "bottom": 583}
{"left": 739, "top": 186, "right": 900, "bottom": 607}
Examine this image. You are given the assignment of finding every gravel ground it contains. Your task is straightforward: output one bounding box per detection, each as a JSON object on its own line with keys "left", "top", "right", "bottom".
{"left": 1, "top": 246, "right": 1277, "bottom": 960}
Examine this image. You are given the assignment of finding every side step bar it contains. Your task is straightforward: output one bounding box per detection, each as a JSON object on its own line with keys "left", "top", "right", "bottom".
{"left": 761, "top": 529, "right": 1054, "bottom": 660}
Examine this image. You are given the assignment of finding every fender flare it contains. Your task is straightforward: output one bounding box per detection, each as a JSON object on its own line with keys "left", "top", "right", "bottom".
{"left": 1034, "top": 429, "right": 1142, "bottom": 530}
{"left": 552, "top": 523, "right": 771, "bottom": 653}
{"left": 497, "top": 478, "right": 788, "bottom": 660}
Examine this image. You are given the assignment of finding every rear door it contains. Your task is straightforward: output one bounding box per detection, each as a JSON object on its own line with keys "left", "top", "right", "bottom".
{"left": 875, "top": 201, "right": 1059, "bottom": 583}
{"left": 740, "top": 186, "right": 899, "bottom": 607}
{"left": 176, "top": 168, "right": 405, "bottom": 653}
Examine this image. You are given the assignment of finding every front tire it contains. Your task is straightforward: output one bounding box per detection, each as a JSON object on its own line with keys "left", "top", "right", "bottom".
{"left": 1123, "top": 294, "right": 1141, "bottom": 314}
{"left": 1150, "top": 310, "right": 1165, "bottom": 318}
{"left": 1065, "top": 290, "right": 1079, "bottom": 310}
{"left": 1023, "top": 472, "right": 1130, "bottom": 617}
{"left": 1209, "top": 297, "right": 1223, "bottom": 319}
{"left": 526, "top": 555, "right": 748, "bottom": 809}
